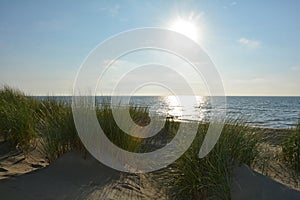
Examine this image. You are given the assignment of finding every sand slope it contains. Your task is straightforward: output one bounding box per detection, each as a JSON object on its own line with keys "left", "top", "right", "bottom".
{"left": 0, "top": 151, "right": 299, "bottom": 199}
{"left": 0, "top": 152, "right": 166, "bottom": 200}
{"left": 0, "top": 142, "right": 47, "bottom": 180}
{"left": 231, "top": 164, "right": 300, "bottom": 200}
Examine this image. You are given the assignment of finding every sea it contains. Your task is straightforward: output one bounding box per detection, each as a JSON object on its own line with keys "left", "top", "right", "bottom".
{"left": 35, "top": 96, "right": 300, "bottom": 129}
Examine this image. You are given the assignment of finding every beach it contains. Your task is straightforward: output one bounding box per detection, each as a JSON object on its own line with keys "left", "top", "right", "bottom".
{"left": 1, "top": 0, "right": 300, "bottom": 199}
{"left": 0, "top": 128, "right": 299, "bottom": 199}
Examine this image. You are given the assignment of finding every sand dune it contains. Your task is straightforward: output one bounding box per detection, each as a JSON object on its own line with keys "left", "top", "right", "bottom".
{"left": 0, "top": 151, "right": 299, "bottom": 200}
{"left": 231, "top": 164, "right": 300, "bottom": 200}
{"left": 0, "top": 152, "right": 166, "bottom": 200}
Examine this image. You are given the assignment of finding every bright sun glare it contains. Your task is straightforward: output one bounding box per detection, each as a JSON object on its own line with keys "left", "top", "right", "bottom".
{"left": 169, "top": 18, "right": 199, "bottom": 42}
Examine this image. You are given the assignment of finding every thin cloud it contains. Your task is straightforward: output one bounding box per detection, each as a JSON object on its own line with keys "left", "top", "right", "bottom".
{"left": 238, "top": 38, "right": 261, "bottom": 48}
{"left": 99, "top": 4, "right": 120, "bottom": 17}
{"left": 291, "top": 66, "right": 300, "bottom": 71}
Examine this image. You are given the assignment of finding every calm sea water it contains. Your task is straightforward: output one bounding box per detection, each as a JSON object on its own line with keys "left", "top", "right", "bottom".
{"left": 35, "top": 96, "right": 300, "bottom": 129}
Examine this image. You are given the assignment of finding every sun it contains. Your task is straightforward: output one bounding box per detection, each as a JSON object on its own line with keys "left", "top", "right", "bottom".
{"left": 169, "top": 18, "right": 199, "bottom": 42}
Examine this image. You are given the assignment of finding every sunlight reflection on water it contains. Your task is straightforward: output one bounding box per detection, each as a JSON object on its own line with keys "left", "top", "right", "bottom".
{"left": 36, "top": 96, "right": 300, "bottom": 128}
{"left": 156, "top": 95, "right": 208, "bottom": 122}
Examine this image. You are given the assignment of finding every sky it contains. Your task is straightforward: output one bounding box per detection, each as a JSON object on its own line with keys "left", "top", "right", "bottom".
{"left": 0, "top": 0, "right": 299, "bottom": 96}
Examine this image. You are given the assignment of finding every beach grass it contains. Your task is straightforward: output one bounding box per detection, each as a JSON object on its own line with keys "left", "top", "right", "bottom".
{"left": 0, "top": 86, "right": 37, "bottom": 151}
{"left": 36, "top": 98, "right": 82, "bottom": 162}
{"left": 163, "top": 119, "right": 260, "bottom": 200}
{"left": 282, "top": 121, "right": 300, "bottom": 171}
{"left": 38, "top": 98, "right": 151, "bottom": 162}
{"left": 96, "top": 102, "right": 148, "bottom": 153}
{"left": 0, "top": 86, "right": 148, "bottom": 161}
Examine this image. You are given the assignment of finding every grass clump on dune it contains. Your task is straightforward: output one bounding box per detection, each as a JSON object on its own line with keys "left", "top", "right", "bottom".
{"left": 38, "top": 97, "right": 150, "bottom": 161}
{"left": 0, "top": 86, "right": 150, "bottom": 162}
{"left": 282, "top": 121, "right": 300, "bottom": 171}
{"left": 0, "top": 86, "right": 37, "bottom": 151}
{"left": 166, "top": 119, "right": 260, "bottom": 200}
{"left": 37, "top": 98, "right": 82, "bottom": 162}
{"left": 96, "top": 103, "right": 150, "bottom": 153}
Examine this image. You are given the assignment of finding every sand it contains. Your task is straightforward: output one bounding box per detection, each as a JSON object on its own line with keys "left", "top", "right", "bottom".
{"left": 0, "top": 150, "right": 166, "bottom": 200}
{"left": 0, "top": 140, "right": 299, "bottom": 199}
{"left": 232, "top": 164, "right": 300, "bottom": 200}
{"left": 253, "top": 129, "right": 300, "bottom": 190}
{"left": 0, "top": 142, "right": 47, "bottom": 180}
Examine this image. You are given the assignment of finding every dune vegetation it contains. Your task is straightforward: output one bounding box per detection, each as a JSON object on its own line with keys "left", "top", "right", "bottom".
{"left": 152, "top": 120, "right": 260, "bottom": 200}
{"left": 0, "top": 86, "right": 37, "bottom": 151}
{"left": 282, "top": 121, "right": 300, "bottom": 171}
{"left": 0, "top": 86, "right": 299, "bottom": 199}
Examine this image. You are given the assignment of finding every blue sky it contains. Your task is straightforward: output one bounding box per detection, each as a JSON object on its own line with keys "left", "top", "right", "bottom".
{"left": 0, "top": 0, "right": 299, "bottom": 96}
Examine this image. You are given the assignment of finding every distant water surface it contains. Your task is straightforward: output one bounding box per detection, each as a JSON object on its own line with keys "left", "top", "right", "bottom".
{"left": 34, "top": 96, "right": 300, "bottom": 129}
